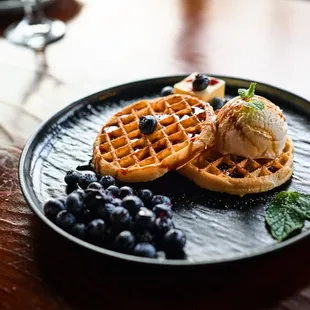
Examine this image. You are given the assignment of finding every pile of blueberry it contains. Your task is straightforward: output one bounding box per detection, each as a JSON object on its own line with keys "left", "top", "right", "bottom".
{"left": 43, "top": 169, "right": 186, "bottom": 259}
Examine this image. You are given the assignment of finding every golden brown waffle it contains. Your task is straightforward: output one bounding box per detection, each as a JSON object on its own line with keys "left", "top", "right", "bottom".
{"left": 180, "top": 136, "right": 294, "bottom": 196}
{"left": 93, "top": 94, "right": 216, "bottom": 182}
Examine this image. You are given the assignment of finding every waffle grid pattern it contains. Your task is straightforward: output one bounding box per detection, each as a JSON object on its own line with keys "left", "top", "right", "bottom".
{"left": 95, "top": 95, "right": 214, "bottom": 169}
{"left": 192, "top": 139, "right": 292, "bottom": 179}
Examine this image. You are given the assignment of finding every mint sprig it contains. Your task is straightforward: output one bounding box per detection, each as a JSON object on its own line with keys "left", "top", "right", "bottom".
{"left": 243, "top": 100, "right": 264, "bottom": 111}
{"left": 266, "top": 191, "right": 310, "bottom": 241}
{"left": 237, "top": 82, "right": 264, "bottom": 111}
{"left": 238, "top": 82, "right": 257, "bottom": 101}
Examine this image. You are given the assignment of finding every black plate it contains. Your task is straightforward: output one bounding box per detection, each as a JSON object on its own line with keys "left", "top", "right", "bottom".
{"left": 19, "top": 76, "right": 310, "bottom": 266}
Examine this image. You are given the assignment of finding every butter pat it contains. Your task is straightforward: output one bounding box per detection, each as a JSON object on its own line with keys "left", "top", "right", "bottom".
{"left": 174, "top": 73, "right": 225, "bottom": 103}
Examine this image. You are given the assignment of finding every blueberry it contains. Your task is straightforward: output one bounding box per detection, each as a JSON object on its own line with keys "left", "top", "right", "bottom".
{"left": 84, "top": 189, "right": 112, "bottom": 211}
{"left": 153, "top": 204, "right": 173, "bottom": 219}
{"left": 136, "top": 230, "right": 154, "bottom": 244}
{"left": 151, "top": 195, "right": 171, "bottom": 207}
{"left": 105, "top": 227, "right": 120, "bottom": 245}
{"left": 114, "top": 231, "right": 135, "bottom": 253}
{"left": 121, "top": 195, "right": 144, "bottom": 216}
{"left": 154, "top": 218, "right": 174, "bottom": 237}
{"left": 66, "top": 192, "right": 84, "bottom": 215}
{"left": 66, "top": 184, "right": 77, "bottom": 195}
{"left": 163, "top": 229, "right": 186, "bottom": 253}
{"left": 44, "top": 198, "right": 66, "bottom": 220}
{"left": 73, "top": 187, "right": 86, "bottom": 199}
{"left": 110, "top": 206, "right": 131, "bottom": 229}
{"left": 71, "top": 223, "right": 87, "bottom": 239}
{"left": 128, "top": 219, "right": 136, "bottom": 231}
{"left": 78, "top": 208, "right": 93, "bottom": 224}
{"left": 99, "top": 175, "right": 116, "bottom": 189}
{"left": 135, "top": 208, "right": 156, "bottom": 230}
{"left": 87, "top": 219, "right": 106, "bottom": 239}
{"left": 95, "top": 203, "right": 115, "bottom": 222}
{"left": 76, "top": 161, "right": 94, "bottom": 171}
{"left": 64, "top": 170, "right": 81, "bottom": 187}
{"left": 137, "top": 189, "right": 153, "bottom": 205}
{"left": 58, "top": 196, "right": 67, "bottom": 206}
{"left": 192, "top": 73, "right": 209, "bottom": 91}
{"left": 78, "top": 171, "right": 98, "bottom": 189}
{"left": 87, "top": 182, "right": 103, "bottom": 190}
{"left": 111, "top": 198, "right": 122, "bottom": 206}
{"left": 139, "top": 115, "right": 157, "bottom": 135}
{"left": 211, "top": 97, "right": 224, "bottom": 110}
{"left": 56, "top": 210, "right": 76, "bottom": 230}
{"left": 160, "top": 86, "right": 174, "bottom": 97}
{"left": 165, "top": 250, "right": 187, "bottom": 260}
{"left": 106, "top": 185, "right": 119, "bottom": 197}
{"left": 119, "top": 186, "right": 134, "bottom": 199}
{"left": 133, "top": 243, "right": 157, "bottom": 258}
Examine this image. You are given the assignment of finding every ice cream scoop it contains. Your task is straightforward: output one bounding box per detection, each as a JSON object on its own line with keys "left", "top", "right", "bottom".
{"left": 216, "top": 84, "right": 287, "bottom": 159}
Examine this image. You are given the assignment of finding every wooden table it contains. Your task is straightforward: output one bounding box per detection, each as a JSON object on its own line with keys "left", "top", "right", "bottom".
{"left": 1, "top": 0, "right": 310, "bottom": 309}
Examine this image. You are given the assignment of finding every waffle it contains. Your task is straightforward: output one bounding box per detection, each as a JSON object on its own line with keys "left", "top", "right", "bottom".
{"left": 179, "top": 136, "right": 294, "bottom": 196}
{"left": 93, "top": 94, "right": 216, "bottom": 182}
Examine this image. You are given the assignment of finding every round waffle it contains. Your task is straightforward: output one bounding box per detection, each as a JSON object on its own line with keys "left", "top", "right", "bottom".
{"left": 93, "top": 94, "right": 216, "bottom": 182}
{"left": 179, "top": 136, "right": 294, "bottom": 196}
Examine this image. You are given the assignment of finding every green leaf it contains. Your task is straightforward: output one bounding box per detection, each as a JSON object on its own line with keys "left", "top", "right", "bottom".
{"left": 266, "top": 191, "right": 310, "bottom": 241}
{"left": 266, "top": 202, "right": 305, "bottom": 241}
{"left": 291, "top": 193, "right": 310, "bottom": 219}
{"left": 238, "top": 88, "right": 247, "bottom": 99}
{"left": 238, "top": 82, "right": 257, "bottom": 101}
{"left": 243, "top": 100, "right": 264, "bottom": 111}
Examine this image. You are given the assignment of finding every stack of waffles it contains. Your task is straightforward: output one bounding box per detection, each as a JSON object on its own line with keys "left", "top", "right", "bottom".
{"left": 93, "top": 76, "right": 294, "bottom": 196}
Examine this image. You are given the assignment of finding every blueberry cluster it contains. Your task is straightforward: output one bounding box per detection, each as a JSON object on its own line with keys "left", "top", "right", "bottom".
{"left": 43, "top": 169, "right": 186, "bottom": 259}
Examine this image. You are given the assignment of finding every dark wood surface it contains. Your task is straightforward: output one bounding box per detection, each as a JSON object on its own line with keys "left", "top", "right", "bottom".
{"left": 1, "top": 0, "right": 310, "bottom": 309}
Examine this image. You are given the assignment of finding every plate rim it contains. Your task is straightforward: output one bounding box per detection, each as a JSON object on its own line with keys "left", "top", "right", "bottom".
{"left": 18, "top": 74, "right": 310, "bottom": 267}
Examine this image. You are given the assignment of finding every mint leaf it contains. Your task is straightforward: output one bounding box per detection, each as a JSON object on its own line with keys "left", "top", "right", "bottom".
{"left": 247, "top": 82, "right": 256, "bottom": 99}
{"left": 243, "top": 100, "right": 264, "bottom": 111}
{"left": 290, "top": 193, "right": 310, "bottom": 219}
{"left": 238, "top": 82, "right": 257, "bottom": 101}
{"left": 266, "top": 191, "right": 310, "bottom": 241}
{"left": 251, "top": 100, "right": 264, "bottom": 110}
{"left": 266, "top": 202, "right": 304, "bottom": 241}
{"left": 238, "top": 88, "right": 247, "bottom": 99}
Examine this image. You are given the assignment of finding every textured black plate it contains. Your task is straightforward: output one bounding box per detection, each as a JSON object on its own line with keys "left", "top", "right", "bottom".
{"left": 19, "top": 76, "right": 310, "bottom": 266}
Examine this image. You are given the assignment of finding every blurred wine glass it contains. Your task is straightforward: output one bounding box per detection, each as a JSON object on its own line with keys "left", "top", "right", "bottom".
{"left": 4, "top": 0, "right": 66, "bottom": 50}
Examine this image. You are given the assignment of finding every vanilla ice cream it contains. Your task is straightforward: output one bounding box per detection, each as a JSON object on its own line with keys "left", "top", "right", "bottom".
{"left": 216, "top": 95, "right": 287, "bottom": 159}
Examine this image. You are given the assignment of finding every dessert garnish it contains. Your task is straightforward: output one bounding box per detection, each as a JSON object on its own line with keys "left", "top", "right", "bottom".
{"left": 238, "top": 82, "right": 264, "bottom": 110}
{"left": 160, "top": 86, "right": 174, "bottom": 96}
{"left": 76, "top": 159, "right": 94, "bottom": 171}
{"left": 173, "top": 73, "right": 225, "bottom": 102}
{"left": 163, "top": 229, "right": 187, "bottom": 254}
{"left": 133, "top": 243, "right": 157, "bottom": 258}
{"left": 43, "top": 167, "right": 187, "bottom": 259}
{"left": 192, "top": 73, "right": 209, "bottom": 91}
{"left": 139, "top": 115, "right": 157, "bottom": 135}
{"left": 266, "top": 191, "right": 310, "bottom": 241}
{"left": 211, "top": 97, "right": 224, "bottom": 110}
